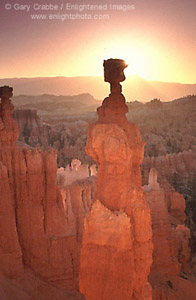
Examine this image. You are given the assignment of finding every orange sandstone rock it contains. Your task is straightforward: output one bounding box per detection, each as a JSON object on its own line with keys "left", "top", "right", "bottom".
{"left": 0, "top": 162, "right": 23, "bottom": 278}
{"left": 0, "top": 86, "right": 95, "bottom": 291}
{"left": 80, "top": 60, "right": 153, "bottom": 300}
{"left": 142, "top": 150, "right": 196, "bottom": 186}
{"left": 143, "top": 168, "right": 194, "bottom": 299}
{"left": 80, "top": 200, "right": 135, "bottom": 300}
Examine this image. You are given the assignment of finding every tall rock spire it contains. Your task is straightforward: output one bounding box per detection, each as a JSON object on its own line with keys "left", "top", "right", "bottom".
{"left": 79, "top": 60, "right": 153, "bottom": 299}
{"left": 0, "top": 85, "right": 19, "bottom": 146}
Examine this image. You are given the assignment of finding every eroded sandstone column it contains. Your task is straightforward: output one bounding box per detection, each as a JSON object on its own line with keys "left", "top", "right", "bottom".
{"left": 0, "top": 86, "right": 23, "bottom": 278}
{"left": 79, "top": 60, "right": 153, "bottom": 299}
{"left": 0, "top": 87, "right": 87, "bottom": 289}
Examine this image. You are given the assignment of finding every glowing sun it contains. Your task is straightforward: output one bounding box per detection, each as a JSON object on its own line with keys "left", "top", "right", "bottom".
{"left": 101, "top": 40, "right": 159, "bottom": 80}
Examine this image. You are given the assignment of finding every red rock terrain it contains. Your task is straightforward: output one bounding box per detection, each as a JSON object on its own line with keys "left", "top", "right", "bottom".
{"left": 79, "top": 61, "right": 153, "bottom": 300}
{"left": 1, "top": 84, "right": 196, "bottom": 299}
{"left": 142, "top": 150, "right": 196, "bottom": 185}
{"left": 144, "top": 168, "right": 195, "bottom": 299}
{"left": 0, "top": 86, "right": 96, "bottom": 299}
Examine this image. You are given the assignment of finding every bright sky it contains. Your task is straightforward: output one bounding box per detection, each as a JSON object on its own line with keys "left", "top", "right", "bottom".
{"left": 0, "top": 0, "right": 196, "bottom": 83}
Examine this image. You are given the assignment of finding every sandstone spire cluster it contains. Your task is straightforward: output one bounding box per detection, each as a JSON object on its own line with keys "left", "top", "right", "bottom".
{"left": 0, "top": 86, "right": 93, "bottom": 293}
{"left": 0, "top": 77, "right": 194, "bottom": 299}
{"left": 79, "top": 60, "right": 153, "bottom": 299}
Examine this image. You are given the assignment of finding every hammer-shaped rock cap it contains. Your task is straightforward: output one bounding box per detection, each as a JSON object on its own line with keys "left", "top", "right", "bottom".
{"left": 103, "top": 58, "right": 128, "bottom": 83}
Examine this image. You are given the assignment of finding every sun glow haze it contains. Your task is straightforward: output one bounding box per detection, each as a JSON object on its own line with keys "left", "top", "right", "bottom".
{"left": 0, "top": 0, "right": 195, "bottom": 84}
{"left": 63, "top": 39, "right": 158, "bottom": 80}
{"left": 71, "top": 37, "right": 190, "bottom": 83}
{"left": 56, "top": 29, "right": 195, "bottom": 84}
{"left": 101, "top": 40, "right": 156, "bottom": 79}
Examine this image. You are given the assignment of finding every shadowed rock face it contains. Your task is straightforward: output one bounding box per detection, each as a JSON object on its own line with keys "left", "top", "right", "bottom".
{"left": 12, "top": 109, "right": 49, "bottom": 146}
{"left": 143, "top": 169, "right": 193, "bottom": 299}
{"left": 142, "top": 150, "right": 196, "bottom": 185}
{"left": 79, "top": 61, "right": 153, "bottom": 300}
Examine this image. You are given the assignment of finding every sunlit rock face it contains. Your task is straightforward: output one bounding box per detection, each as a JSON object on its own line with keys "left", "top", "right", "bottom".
{"left": 79, "top": 61, "right": 153, "bottom": 300}
{"left": 0, "top": 161, "right": 24, "bottom": 279}
{"left": 1, "top": 85, "right": 195, "bottom": 299}
{"left": 0, "top": 86, "right": 96, "bottom": 293}
{"left": 0, "top": 86, "right": 24, "bottom": 278}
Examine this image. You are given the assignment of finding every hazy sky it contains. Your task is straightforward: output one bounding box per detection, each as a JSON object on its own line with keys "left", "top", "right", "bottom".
{"left": 0, "top": 0, "right": 196, "bottom": 83}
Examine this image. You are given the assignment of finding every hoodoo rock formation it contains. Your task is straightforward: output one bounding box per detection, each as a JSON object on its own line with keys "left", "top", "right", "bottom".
{"left": 143, "top": 168, "right": 195, "bottom": 299}
{"left": 0, "top": 86, "right": 24, "bottom": 279}
{"left": 142, "top": 150, "right": 196, "bottom": 185}
{"left": 0, "top": 85, "right": 96, "bottom": 299}
{"left": 143, "top": 169, "right": 189, "bottom": 275}
{"left": 1, "top": 82, "right": 196, "bottom": 299}
{"left": 79, "top": 60, "right": 153, "bottom": 299}
{"left": 56, "top": 158, "right": 96, "bottom": 187}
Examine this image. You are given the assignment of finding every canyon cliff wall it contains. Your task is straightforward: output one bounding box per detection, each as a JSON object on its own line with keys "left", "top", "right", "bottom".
{"left": 13, "top": 109, "right": 48, "bottom": 146}
{"left": 0, "top": 86, "right": 96, "bottom": 294}
{"left": 13, "top": 109, "right": 90, "bottom": 165}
